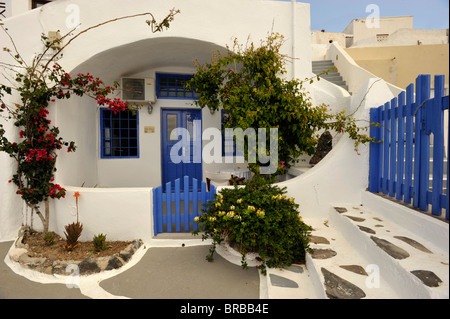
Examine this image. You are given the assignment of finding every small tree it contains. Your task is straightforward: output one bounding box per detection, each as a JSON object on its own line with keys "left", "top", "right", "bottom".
{"left": 0, "top": 9, "right": 180, "bottom": 233}
{"left": 188, "top": 33, "right": 373, "bottom": 175}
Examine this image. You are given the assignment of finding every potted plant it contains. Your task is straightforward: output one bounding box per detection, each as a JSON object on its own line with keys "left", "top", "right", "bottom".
{"left": 193, "top": 175, "right": 312, "bottom": 275}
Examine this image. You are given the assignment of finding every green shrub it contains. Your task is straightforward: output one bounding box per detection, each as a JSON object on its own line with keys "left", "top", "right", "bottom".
{"left": 93, "top": 233, "right": 110, "bottom": 252}
{"left": 43, "top": 232, "right": 55, "bottom": 246}
{"left": 193, "top": 175, "right": 312, "bottom": 274}
{"left": 63, "top": 222, "right": 83, "bottom": 251}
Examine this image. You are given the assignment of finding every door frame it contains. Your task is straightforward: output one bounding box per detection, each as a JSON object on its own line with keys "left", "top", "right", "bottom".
{"left": 160, "top": 108, "right": 203, "bottom": 189}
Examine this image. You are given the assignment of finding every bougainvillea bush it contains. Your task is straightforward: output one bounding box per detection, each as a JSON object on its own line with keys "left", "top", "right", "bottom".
{"left": 0, "top": 9, "right": 179, "bottom": 233}
{"left": 193, "top": 175, "right": 312, "bottom": 275}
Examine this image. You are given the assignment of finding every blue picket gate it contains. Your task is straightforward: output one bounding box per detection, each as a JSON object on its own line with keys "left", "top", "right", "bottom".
{"left": 153, "top": 176, "right": 216, "bottom": 236}
{"left": 369, "top": 74, "right": 449, "bottom": 220}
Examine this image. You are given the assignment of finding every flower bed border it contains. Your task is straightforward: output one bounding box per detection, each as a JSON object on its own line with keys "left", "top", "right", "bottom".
{"left": 8, "top": 227, "right": 142, "bottom": 276}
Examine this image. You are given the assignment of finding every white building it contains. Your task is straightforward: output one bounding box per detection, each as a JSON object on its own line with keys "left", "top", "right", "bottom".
{"left": 343, "top": 15, "right": 448, "bottom": 48}
{"left": 1, "top": 0, "right": 323, "bottom": 240}
{"left": 1, "top": 0, "right": 438, "bottom": 245}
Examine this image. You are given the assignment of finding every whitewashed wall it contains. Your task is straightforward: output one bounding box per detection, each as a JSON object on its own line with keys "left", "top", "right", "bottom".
{"left": 343, "top": 16, "right": 413, "bottom": 48}
{"left": 0, "top": 0, "right": 312, "bottom": 240}
{"left": 325, "top": 42, "right": 404, "bottom": 96}
{"left": 50, "top": 186, "right": 154, "bottom": 242}
{"left": 277, "top": 78, "right": 395, "bottom": 219}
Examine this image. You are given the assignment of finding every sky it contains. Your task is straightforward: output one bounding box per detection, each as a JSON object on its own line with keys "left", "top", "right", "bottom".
{"left": 276, "top": 0, "right": 449, "bottom": 32}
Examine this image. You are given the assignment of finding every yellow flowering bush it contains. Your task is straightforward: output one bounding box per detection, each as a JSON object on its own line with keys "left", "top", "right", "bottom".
{"left": 193, "top": 175, "right": 312, "bottom": 274}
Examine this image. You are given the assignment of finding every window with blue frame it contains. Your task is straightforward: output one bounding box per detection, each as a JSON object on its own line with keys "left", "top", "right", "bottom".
{"left": 100, "top": 108, "right": 139, "bottom": 158}
{"left": 156, "top": 73, "right": 199, "bottom": 99}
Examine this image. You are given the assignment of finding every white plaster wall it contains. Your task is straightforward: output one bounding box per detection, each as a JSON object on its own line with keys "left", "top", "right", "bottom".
{"left": 95, "top": 93, "right": 232, "bottom": 188}
{"left": 276, "top": 78, "right": 395, "bottom": 219}
{"left": 2, "top": 0, "right": 311, "bottom": 80}
{"left": 6, "top": 0, "right": 59, "bottom": 17}
{"left": 387, "top": 28, "right": 448, "bottom": 46}
{"left": 0, "top": 89, "right": 28, "bottom": 241}
{"left": 8, "top": 0, "right": 30, "bottom": 17}
{"left": 49, "top": 95, "right": 99, "bottom": 188}
{"left": 344, "top": 16, "right": 413, "bottom": 48}
{"left": 0, "top": 130, "right": 23, "bottom": 241}
{"left": 310, "top": 77, "right": 352, "bottom": 113}
{"left": 353, "top": 28, "right": 449, "bottom": 48}
{"left": 310, "top": 46, "right": 353, "bottom": 119}
{"left": 311, "top": 31, "right": 346, "bottom": 47}
{"left": 49, "top": 0, "right": 310, "bottom": 188}
{"left": 326, "top": 42, "right": 404, "bottom": 96}
{"left": 26, "top": 0, "right": 311, "bottom": 79}
{"left": 0, "top": 0, "right": 312, "bottom": 240}
{"left": 50, "top": 186, "right": 153, "bottom": 241}
{"left": 311, "top": 43, "right": 330, "bottom": 61}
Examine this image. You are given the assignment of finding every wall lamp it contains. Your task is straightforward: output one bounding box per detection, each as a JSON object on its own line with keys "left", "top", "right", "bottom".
{"left": 147, "top": 103, "right": 154, "bottom": 114}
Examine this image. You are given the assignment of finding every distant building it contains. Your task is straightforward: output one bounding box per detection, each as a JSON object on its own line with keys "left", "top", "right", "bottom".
{"left": 311, "top": 30, "right": 346, "bottom": 48}
{"left": 344, "top": 15, "right": 414, "bottom": 48}
{"left": 312, "top": 15, "right": 449, "bottom": 94}
{"left": 343, "top": 16, "right": 449, "bottom": 93}
{"left": 343, "top": 15, "right": 448, "bottom": 48}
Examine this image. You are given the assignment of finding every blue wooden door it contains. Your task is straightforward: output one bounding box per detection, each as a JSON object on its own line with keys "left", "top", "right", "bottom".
{"left": 161, "top": 109, "right": 202, "bottom": 191}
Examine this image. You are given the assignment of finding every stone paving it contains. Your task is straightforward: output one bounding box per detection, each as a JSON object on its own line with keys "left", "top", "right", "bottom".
{"left": 333, "top": 205, "right": 448, "bottom": 295}
{"left": 1, "top": 204, "right": 448, "bottom": 299}
{"left": 261, "top": 205, "right": 449, "bottom": 299}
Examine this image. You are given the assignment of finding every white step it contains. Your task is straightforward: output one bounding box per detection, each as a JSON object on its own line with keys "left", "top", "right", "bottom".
{"left": 264, "top": 264, "right": 326, "bottom": 299}
{"left": 303, "top": 215, "right": 401, "bottom": 299}
{"left": 316, "top": 204, "right": 449, "bottom": 299}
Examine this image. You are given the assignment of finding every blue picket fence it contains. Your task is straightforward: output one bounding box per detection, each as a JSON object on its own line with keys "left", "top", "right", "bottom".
{"left": 369, "top": 74, "right": 449, "bottom": 220}
{"left": 153, "top": 176, "right": 216, "bottom": 236}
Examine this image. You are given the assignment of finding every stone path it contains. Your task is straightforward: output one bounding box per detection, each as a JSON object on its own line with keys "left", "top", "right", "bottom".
{"left": 262, "top": 205, "right": 449, "bottom": 299}
{"left": 2, "top": 205, "right": 447, "bottom": 299}
{"left": 326, "top": 205, "right": 448, "bottom": 298}
{"left": 264, "top": 263, "right": 325, "bottom": 299}
{"left": 303, "top": 213, "right": 400, "bottom": 299}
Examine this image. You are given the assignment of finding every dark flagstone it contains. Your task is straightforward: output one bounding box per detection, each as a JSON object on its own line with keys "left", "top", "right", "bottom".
{"left": 334, "top": 207, "right": 348, "bottom": 214}
{"left": 311, "top": 248, "right": 337, "bottom": 259}
{"left": 370, "top": 236, "right": 410, "bottom": 260}
{"left": 310, "top": 235, "right": 330, "bottom": 245}
{"left": 283, "top": 264, "right": 304, "bottom": 273}
{"left": 321, "top": 268, "right": 366, "bottom": 299}
{"left": 394, "top": 236, "right": 433, "bottom": 254}
{"left": 269, "top": 274, "right": 299, "bottom": 288}
{"left": 358, "top": 225, "right": 376, "bottom": 234}
{"left": 339, "top": 265, "right": 368, "bottom": 276}
{"left": 344, "top": 215, "right": 366, "bottom": 222}
{"left": 411, "top": 270, "right": 443, "bottom": 287}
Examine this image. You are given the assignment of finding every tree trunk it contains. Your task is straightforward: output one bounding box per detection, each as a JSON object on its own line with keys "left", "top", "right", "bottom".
{"left": 44, "top": 199, "right": 50, "bottom": 233}
{"left": 32, "top": 199, "right": 50, "bottom": 233}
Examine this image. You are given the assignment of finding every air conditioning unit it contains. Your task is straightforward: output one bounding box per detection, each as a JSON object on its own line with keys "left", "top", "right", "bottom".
{"left": 121, "top": 77, "right": 156, "bottom": 103}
